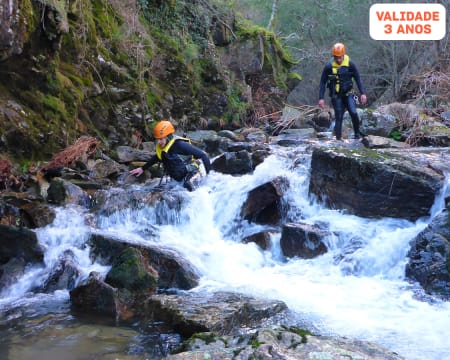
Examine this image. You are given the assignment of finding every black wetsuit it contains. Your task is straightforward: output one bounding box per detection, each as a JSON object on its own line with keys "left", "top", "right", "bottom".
{"left": 142, "top": 138, "right": 211, "bottom": 189}
{"left": 319, "top": 56, "right": 366, "bottom": 139}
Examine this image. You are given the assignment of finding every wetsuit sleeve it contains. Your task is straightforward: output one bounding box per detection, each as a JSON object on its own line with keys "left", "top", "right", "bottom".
{"left": 319, "top": 64, "right": 331, "bottom": 99}
{"left": 350, "top": 61, "right": 366, "bottom": 95}
{"left": 142, "top": 154, "right": 159, "bottom": 171}
{"left": 172, "top": 141, "right": 212, "bottom": 174}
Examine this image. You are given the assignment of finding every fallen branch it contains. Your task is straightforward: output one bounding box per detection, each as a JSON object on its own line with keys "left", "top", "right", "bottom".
{"left": 39, "top": 136, "right": 101, "bottom": 171}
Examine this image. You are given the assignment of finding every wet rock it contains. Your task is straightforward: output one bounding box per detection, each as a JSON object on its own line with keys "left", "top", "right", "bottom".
{"left": 242, "top": 230, "right": 275, "bottom": 250}
{"left": 47, "top": 178, "right": 91, "bottom": 207}
{"left": 212, "top": 150, "right": 253, "bottom": 175}
{"left": 0, "top": 224, "right": 44, "bottom": 263}
{"left": 167, "top": 325, "right": 405, "bottom": 360}
{"left": 90, "top": 186, "right": 184, "bottom": 218}
{"left": 309, "top": 146, "right": 446, "bottom": 220}
{"left": 273, "top": 128, "right": 317, "bottom": 147}
{"left": 105, "top": 247, "right": 158, "bottom": 293}
{"left": 0, "top": 192, "right": 55, "bottom": 228}
{"left": 280, "top": 222, "right": 329, "bottom": 259}
{"left": 405, "top": 209, "right": 450, "bottom": 300}
{"left": 144, "top": 291, "right": 288, "bottom": 337}
{"left": 40, "top": 250, "right": 80, "bottom": 292}
{"left": 0, "top": 257, "right": 27, "bottom": 289}
{"left": 0, "top": 224, "right": 45, "bottom": 290}
{"left": 70, "top": 272, "right": 120, "bottom": 317}
{"left": 240, "top": 177, "right": 289, "bottom": 225}
{"left": 88, "top": 234, "right": 199, "bottom": 290}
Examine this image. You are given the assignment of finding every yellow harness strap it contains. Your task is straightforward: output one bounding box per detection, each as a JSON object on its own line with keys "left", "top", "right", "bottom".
{"left": 155, "top": 136, "right": 199, "bottom": 172}
{"left": 155, "top": 136, "right": 178, "bottom": 160}
{"left": 332, "top": 54, "right": 350, "bottom": 94}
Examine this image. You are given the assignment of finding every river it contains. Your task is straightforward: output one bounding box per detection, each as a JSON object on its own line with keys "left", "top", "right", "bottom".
{"left": 1, "top": 144, "right": 449, "bottom": 360}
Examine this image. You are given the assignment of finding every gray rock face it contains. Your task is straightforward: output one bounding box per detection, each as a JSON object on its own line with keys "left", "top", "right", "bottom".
{"left": 308, "top": 146, "right": 446, "bottom": 220}
{"left": 144, "top": 291, "right": 288, "bottom": 337}
{"left": 166, "top": 326, "right": 405, "bottom": 360}
{"left": 0, "top": 0, "right": 24, "bottom": 61}
{"left": 280, "top": 222, "right": 329, "bottom": 259}
{"left": 240, "top": 177, "right": 289, "bottom": 225}
{"left": 406, "top": 209, "right": 450, "bottom": 300}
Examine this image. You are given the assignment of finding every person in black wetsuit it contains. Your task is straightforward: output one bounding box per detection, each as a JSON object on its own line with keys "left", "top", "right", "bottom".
{"left": 318, "top": 42, "right": 367, "bottom": 140}
{"left": 130, "top": 120, "right": 211, "bottom": 191}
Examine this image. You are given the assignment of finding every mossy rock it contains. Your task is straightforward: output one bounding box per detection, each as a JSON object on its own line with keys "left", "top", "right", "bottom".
{"left": 105, "top": 247, "right": 158, "bottom": 292}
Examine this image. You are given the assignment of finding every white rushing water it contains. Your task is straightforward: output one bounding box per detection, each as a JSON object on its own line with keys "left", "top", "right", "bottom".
{"left": 1, "top": 145, "right": 449, "bottom": 360}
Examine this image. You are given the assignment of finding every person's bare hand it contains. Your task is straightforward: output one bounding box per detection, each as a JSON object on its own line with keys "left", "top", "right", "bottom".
{"left": 318, "top": 99, "right": 325, "bottom": 109}
{"left": 360, "top": 94, "right": 367, "bottom": 105}
{"left": 130, "top": 167, "right": 144, "bottom": 177}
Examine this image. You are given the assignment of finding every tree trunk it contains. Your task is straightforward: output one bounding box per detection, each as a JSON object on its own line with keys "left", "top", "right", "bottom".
{"left": 267, "top": 0, "right": 279, "bottom": 31}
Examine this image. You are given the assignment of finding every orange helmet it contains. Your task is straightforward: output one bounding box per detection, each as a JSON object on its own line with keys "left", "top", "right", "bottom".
{"left": 153, "top": 120, "right": 175, "bottom": 139}
{"left": 332, "top": 43, "right": 346, "bottom": 57}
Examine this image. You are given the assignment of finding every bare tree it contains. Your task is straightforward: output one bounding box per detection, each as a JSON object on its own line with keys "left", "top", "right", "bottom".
{"left": 267, "top": 0, "right": 279, "bottom": 31}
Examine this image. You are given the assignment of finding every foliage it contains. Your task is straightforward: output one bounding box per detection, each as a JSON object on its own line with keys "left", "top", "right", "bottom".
{"left": 228, "top": 0, "right": 450, "bottom": 106}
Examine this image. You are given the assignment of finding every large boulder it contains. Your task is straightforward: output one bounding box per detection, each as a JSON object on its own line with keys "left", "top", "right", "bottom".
{"left": 240, "top": 177, "right": 289, "bottom": 225}
{"left": 105, "top": 247, "right": 158, "bottom": 293}
{"left": 0, "top": 224, "right": 45, "bottom": 289}
{"left": 88, "top": 234, "right": 200, "bottom": 290}
{"left": 405, "top": 209, "right": 450, "bottom": 300}
{"left": 167, "top": 326, "right": 404, "bottom": 360}
{"left": 0, "top": 224, "right": 44, "bottom": 263}
{"left": 0, "top": 192, "right": 55, "bottom": 228}
{"left": 70, "top": 272, "right": 120, "bottom": 317}
{"left": 308, "top": 146, "right": 448, "bottom": 220}
{"left": 280, "top": 222, "right": 329, "bottom": 259}
{"left": 143, "top": 291, "right": 288, "bottom": 337}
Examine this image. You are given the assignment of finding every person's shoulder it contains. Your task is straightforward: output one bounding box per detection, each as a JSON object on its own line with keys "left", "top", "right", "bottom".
{"left": 174, "top": 136, "right": 191, "bottom": 144}
{"left": 322, "top": 61, "right": 332, "bottom": 71}
{"left": 173, "top": 137, "right": 194, "bottom": 149}
{"left": 348, "top": 58, "right": 358, "bottom": 67}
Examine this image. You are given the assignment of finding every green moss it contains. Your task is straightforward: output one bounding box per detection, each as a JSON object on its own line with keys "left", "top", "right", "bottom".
{"left": 20, "top": 0, "right": 36, "bottom": 40}
{"left": 234, "top": 17, "right": 298, "bottom": 88}
{"left": 251, "top": 339, "right": 264, "bottom": 348}
{"left": 224, "top": 85, "right": 251, "bottom": 123}
{"left": 282, "top": 325, "right": 312, "bottom": 344}
{"left": 289, "top": 72, "right": 302, "bottom": 81}
{"left": 190, "top": 332, "right": 219, "bottom": 344}
{"left": 42, "top": 94, "right": 69, "bottom": 121}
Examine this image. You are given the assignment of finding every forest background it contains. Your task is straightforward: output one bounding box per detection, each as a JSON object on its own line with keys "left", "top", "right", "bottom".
{"left": 0, "top": 0, "right": 449, "bottom": 169}
{"left": 231, "top": 0, "right": 449, "bottom": 107}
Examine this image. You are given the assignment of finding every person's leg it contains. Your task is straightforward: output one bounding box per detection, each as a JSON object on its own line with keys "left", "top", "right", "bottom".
{"left": 345, "top": 95, "right": 361, "bottom": 138}
{"left": 332, "top": 97, "right": 344, "bottom": 140}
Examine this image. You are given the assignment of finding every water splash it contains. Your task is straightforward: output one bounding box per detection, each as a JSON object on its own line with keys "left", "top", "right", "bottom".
{"left": 1, "top": 147, "right": 449, "bottom": 360}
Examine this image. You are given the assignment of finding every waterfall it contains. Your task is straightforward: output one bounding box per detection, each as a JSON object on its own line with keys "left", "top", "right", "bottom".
{"left": 1, "top": 145, "right": 449, "bottom": 360}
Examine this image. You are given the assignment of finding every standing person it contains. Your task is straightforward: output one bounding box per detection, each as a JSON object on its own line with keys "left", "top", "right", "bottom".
{"left": 318, "top": 42, "right": 367, "bottom": 140}
{"left": 130, "top": 120, "right": 211, "bottom": 191}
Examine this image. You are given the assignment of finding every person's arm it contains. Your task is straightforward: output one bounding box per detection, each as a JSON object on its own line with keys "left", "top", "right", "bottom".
{"left": 130, "top": 154, "right": 158, "bottom": 176}
{"left": 173, "top": 141, "right": 211, "bottom": 174}
{"left": 318, "top": 64, "right": 331, "bottom": 109}
{"left": 350, "top": 61, "right": 367, "bottom": 104}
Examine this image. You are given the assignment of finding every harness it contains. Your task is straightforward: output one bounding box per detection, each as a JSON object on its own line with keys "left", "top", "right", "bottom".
{"left": 155, "top": 136, "right": 200, "bottom": 183}
{"left": 328, "top": 54, "right": 354, "bottom": 97}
